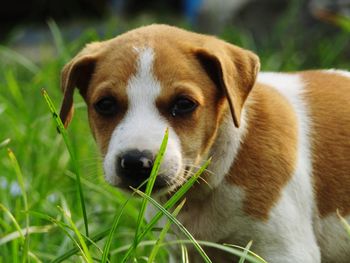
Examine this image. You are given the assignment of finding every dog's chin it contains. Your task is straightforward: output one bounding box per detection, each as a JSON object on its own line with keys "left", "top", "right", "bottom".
{"left": 109, "top": 178, "right": 165, "bottom": 194}
{"left": 110, "top": 173, "right": 186, "bottom": 197}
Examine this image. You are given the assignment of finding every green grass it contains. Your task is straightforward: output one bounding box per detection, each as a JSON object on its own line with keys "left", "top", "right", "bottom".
{"left": 1, "top": 1, "right": 350, "bottom": 262}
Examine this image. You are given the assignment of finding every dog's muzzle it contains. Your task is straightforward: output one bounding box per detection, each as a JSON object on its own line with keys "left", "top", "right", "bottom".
{"left": 116, "top": 149, "right": 168, "bottom": 190}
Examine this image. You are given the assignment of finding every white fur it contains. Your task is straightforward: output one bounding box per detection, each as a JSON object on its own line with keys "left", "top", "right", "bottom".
{"left": 206, "top": 111, "right": 248, "bottom": 189}
{"left": 258, "top": 72, "right": 350, "bottom": 262}
{"left": 103, "top": 47, "right": 182, "bottom": 186}
{"left": 314, "top": 214, "right": 350, "bottom": 262}
{"left": 257, "top": 73, "right": 320, "bottom": 262}
{"left": 324, "top": 69, "right": 350, "bottom": 78}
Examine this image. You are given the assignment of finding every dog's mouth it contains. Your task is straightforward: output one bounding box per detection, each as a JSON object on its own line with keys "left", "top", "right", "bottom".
{"left": 118, "top": 174, "right": 170, "bottom": 193}
{"left": 114, "top": 166, "right": 193, "bottom": 196}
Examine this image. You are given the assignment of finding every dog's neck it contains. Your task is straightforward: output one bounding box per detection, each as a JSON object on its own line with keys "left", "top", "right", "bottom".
{"left": 183, "top": 109, "right": 249, "bottom": 201}
{"left": 209, "top": 111, "right": 248, "bottom": 185}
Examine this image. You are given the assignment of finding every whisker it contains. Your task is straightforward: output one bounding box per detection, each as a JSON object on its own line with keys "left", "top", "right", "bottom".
{"left": 197, "top": 176, "right": 211, "bottom": 187}
{"left": 184, "top": 164, "right": 215, "bottom": 176}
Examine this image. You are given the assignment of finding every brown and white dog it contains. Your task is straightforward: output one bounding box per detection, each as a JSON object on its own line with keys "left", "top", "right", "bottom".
{"left": 59, "top": 24, "right": 350, "bottom": 262}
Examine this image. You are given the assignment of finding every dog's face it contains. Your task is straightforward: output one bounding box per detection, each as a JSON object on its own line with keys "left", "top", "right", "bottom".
{"left": 59, "top": 25, "right": 259, "bottom": 191}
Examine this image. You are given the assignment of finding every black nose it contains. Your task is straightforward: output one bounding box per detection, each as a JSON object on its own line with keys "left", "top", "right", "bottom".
{"left": 117, "top": 149, "right": 154, "bottom": 187}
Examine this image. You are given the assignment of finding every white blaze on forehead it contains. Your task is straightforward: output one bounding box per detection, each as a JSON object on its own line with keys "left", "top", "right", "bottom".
{"left": 103, "top": 47, "right": 182, "bottom": 186}
{"left": 128, "top": 47, "right": 161, "bottom": 111}
{"left": 124, "top": 47, "right": 168, "bottom": 147}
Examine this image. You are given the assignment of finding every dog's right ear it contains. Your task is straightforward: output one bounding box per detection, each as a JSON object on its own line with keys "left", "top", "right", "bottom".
{"left": 60, "top": 42, "right": 102, "bottom": 128}
{"left": 194, "top": 39, "right": 260, "bottom": 128}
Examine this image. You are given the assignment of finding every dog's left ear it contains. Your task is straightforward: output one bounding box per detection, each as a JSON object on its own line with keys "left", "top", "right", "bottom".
{"left": 195, "top": 39, "right": 260, "bottom": 127}
{"left": 60, "top": 42, "right": 103, "bottom": 128}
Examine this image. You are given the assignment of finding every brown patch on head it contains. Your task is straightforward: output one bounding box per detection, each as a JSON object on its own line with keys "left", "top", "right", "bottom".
{"left": 145, "top": 25, "right": 260, "bottom": 162}
{"left": 60, "top": 42, "right": 103, "bottom": 128}
{"left": 152, "top": 44, "right": 225, "bottom": 160}
{"left": 302, "top": 71, "right": 350, "bottom": 217}
{"left": 194, "top": 40, "right": 260, "bottom": 128}
{"left": 227, "top": 84, "right": 298, "bottom": 220}
{"left": 84, "top": 44, "right": 138, "bottom": 154}
{"left": 59, "top": 37, "right": 139, "bottom": 154}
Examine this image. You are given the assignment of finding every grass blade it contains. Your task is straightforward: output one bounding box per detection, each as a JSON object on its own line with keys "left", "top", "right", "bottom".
{"left": 126, "top": 129, "right": 168, "bottom": 261}
{"left": 29, "top": 211, "right": 109, "bottom": 263}
{"left": 30, "top": 210, "right": 95, "bottom": 263}
{"left": 239, "top": 240, "right": 253, "bottom": 263}
{"left": 58, "top": 206, "right": 93, "bottom": 263}
{"left": 51, "top": 229, "right": 111, "bottom": 263}
{"left": 181, "top": 244, "right": 189, "bottom": 263}
{"left": 134, "top": 128, "right": 168, "bottom": 235}
{"left": 111, "top": 240, "right": 158, "bottom": 255}
{"left": 8, "top": 149, "right": 30, "bottom": 263}
{"left": 28, "top": 251, "right": 43, "bottom": 263}
{"left": 0, "top": 46, "right": 40, "bottom": 74}
{"left": 41, "top": 88, "right": 89, "bottom": 237}
{"left": 47, "top": 19, "right": 70, "bottom": 61}
{"left": 337, "top": 209, "right": 350, "bottom": 238}
{"left": 0, "top": 203, "right": 25, "bottom": 243}
{"left": 148, "top": 198, "right": 186, "bottom": 263}
{"left": 0, "top": 224, "right": 54, "bottom": 246}
{"left": 122, "top": 158, "right": 211, "bottom": 261}
{"left": 52, "top": 180, "right": 148, "bottom": 263}
{"left": 5, "top": 70, "right": 25, "bottom": 108}
{"left": 53, "top": 156, "right": 210, "bottom": 263}
{"left": 111, "top": 239, "right": 266, "bottom": 263}
{"left": 0, "top": 138, "right": 11, "bottom": 148}
{"left": 133, "top": 188, "right": 212, "bottom": 263}
{"left": 224, "top": 243, "right": 267, "bottom": 263}
{"left": 101, "top": 200, "right": 130, "bottom": 263}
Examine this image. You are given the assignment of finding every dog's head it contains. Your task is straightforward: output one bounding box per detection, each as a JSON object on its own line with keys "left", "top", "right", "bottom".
{"left": 59, "top": 24, "right": 259, "bottom": 191}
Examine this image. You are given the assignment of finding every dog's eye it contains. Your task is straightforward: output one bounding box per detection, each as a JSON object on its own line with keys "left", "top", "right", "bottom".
{"left": 94, "top": 97, "right": 117, "bottom": 116}
{"left": 171, "top": 97, "right": 197, "bottom": 117}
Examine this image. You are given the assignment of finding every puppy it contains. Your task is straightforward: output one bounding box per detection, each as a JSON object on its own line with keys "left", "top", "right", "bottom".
{"left": 59, "top": 24, "right": 350, "bottom": 262}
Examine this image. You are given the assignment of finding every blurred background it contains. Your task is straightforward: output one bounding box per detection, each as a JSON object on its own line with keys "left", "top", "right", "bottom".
{"left": 0, "top": 0, "right": 350, "bottom": 262}
{"left": 1, "top": 0, "right": 350, "bottom": 67}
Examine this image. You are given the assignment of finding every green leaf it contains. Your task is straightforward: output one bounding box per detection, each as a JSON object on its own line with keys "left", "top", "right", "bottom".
{"left": 58, "top": 206, "right": 93, "bottom": 263}
{"left": 0, "top": 46, "right": 39, "bottom": 74}
{"left": 111, "top": 239, "right": 266, "bottom": 263}
{"left": 101, "top": 200, "right": 130, "bottom": 263}
{"left": 0, "top": 203, "right": 25, "bottom": 244}
{"left": 133, "top": 188, "right": 212, "bottom": 263}
{"left": 337, "top": 209, "right": 350, "bottom": 238}
{"left": 122, "top": 158, "right": 211, "bottom": 261}
{"left": 239, "top": 240, "right": 253, "bottom": 263}
{"left": 47, "top": 19, "right": 70, "bottom": 61}
{"left": 0, "top": 138, "right": 10, "bottom": 149}
{"left": 130, "top": 129, "right": 169, "bottom": 260}
{"left": 8, "top": 149, "right": 29, "bottom": 263}
{"left": 41, "top": 89, "right": 89, "bottom": 237}
{"left": 148, "top": 199, "right": 186, "bottom": 263}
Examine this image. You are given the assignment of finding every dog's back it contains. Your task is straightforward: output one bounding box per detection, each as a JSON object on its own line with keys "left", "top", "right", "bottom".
{"left": 303, "top": 70, "right": 350, "bottom": 261}
{"left": 252, "top": 70, "right": 350, "bottom": 262}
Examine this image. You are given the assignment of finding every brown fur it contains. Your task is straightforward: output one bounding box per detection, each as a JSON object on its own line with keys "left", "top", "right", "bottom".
{"left": 152, "top": 41, "right": 227, "bottom": 162}
{"left": 85, "top": 44, "right": 138, "bottom": 154}
{"left": 227, "top": 83, "right": 298, "bottom": 220}
{"left": 302, "top": 71, "right": 350, "bottom": 217}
